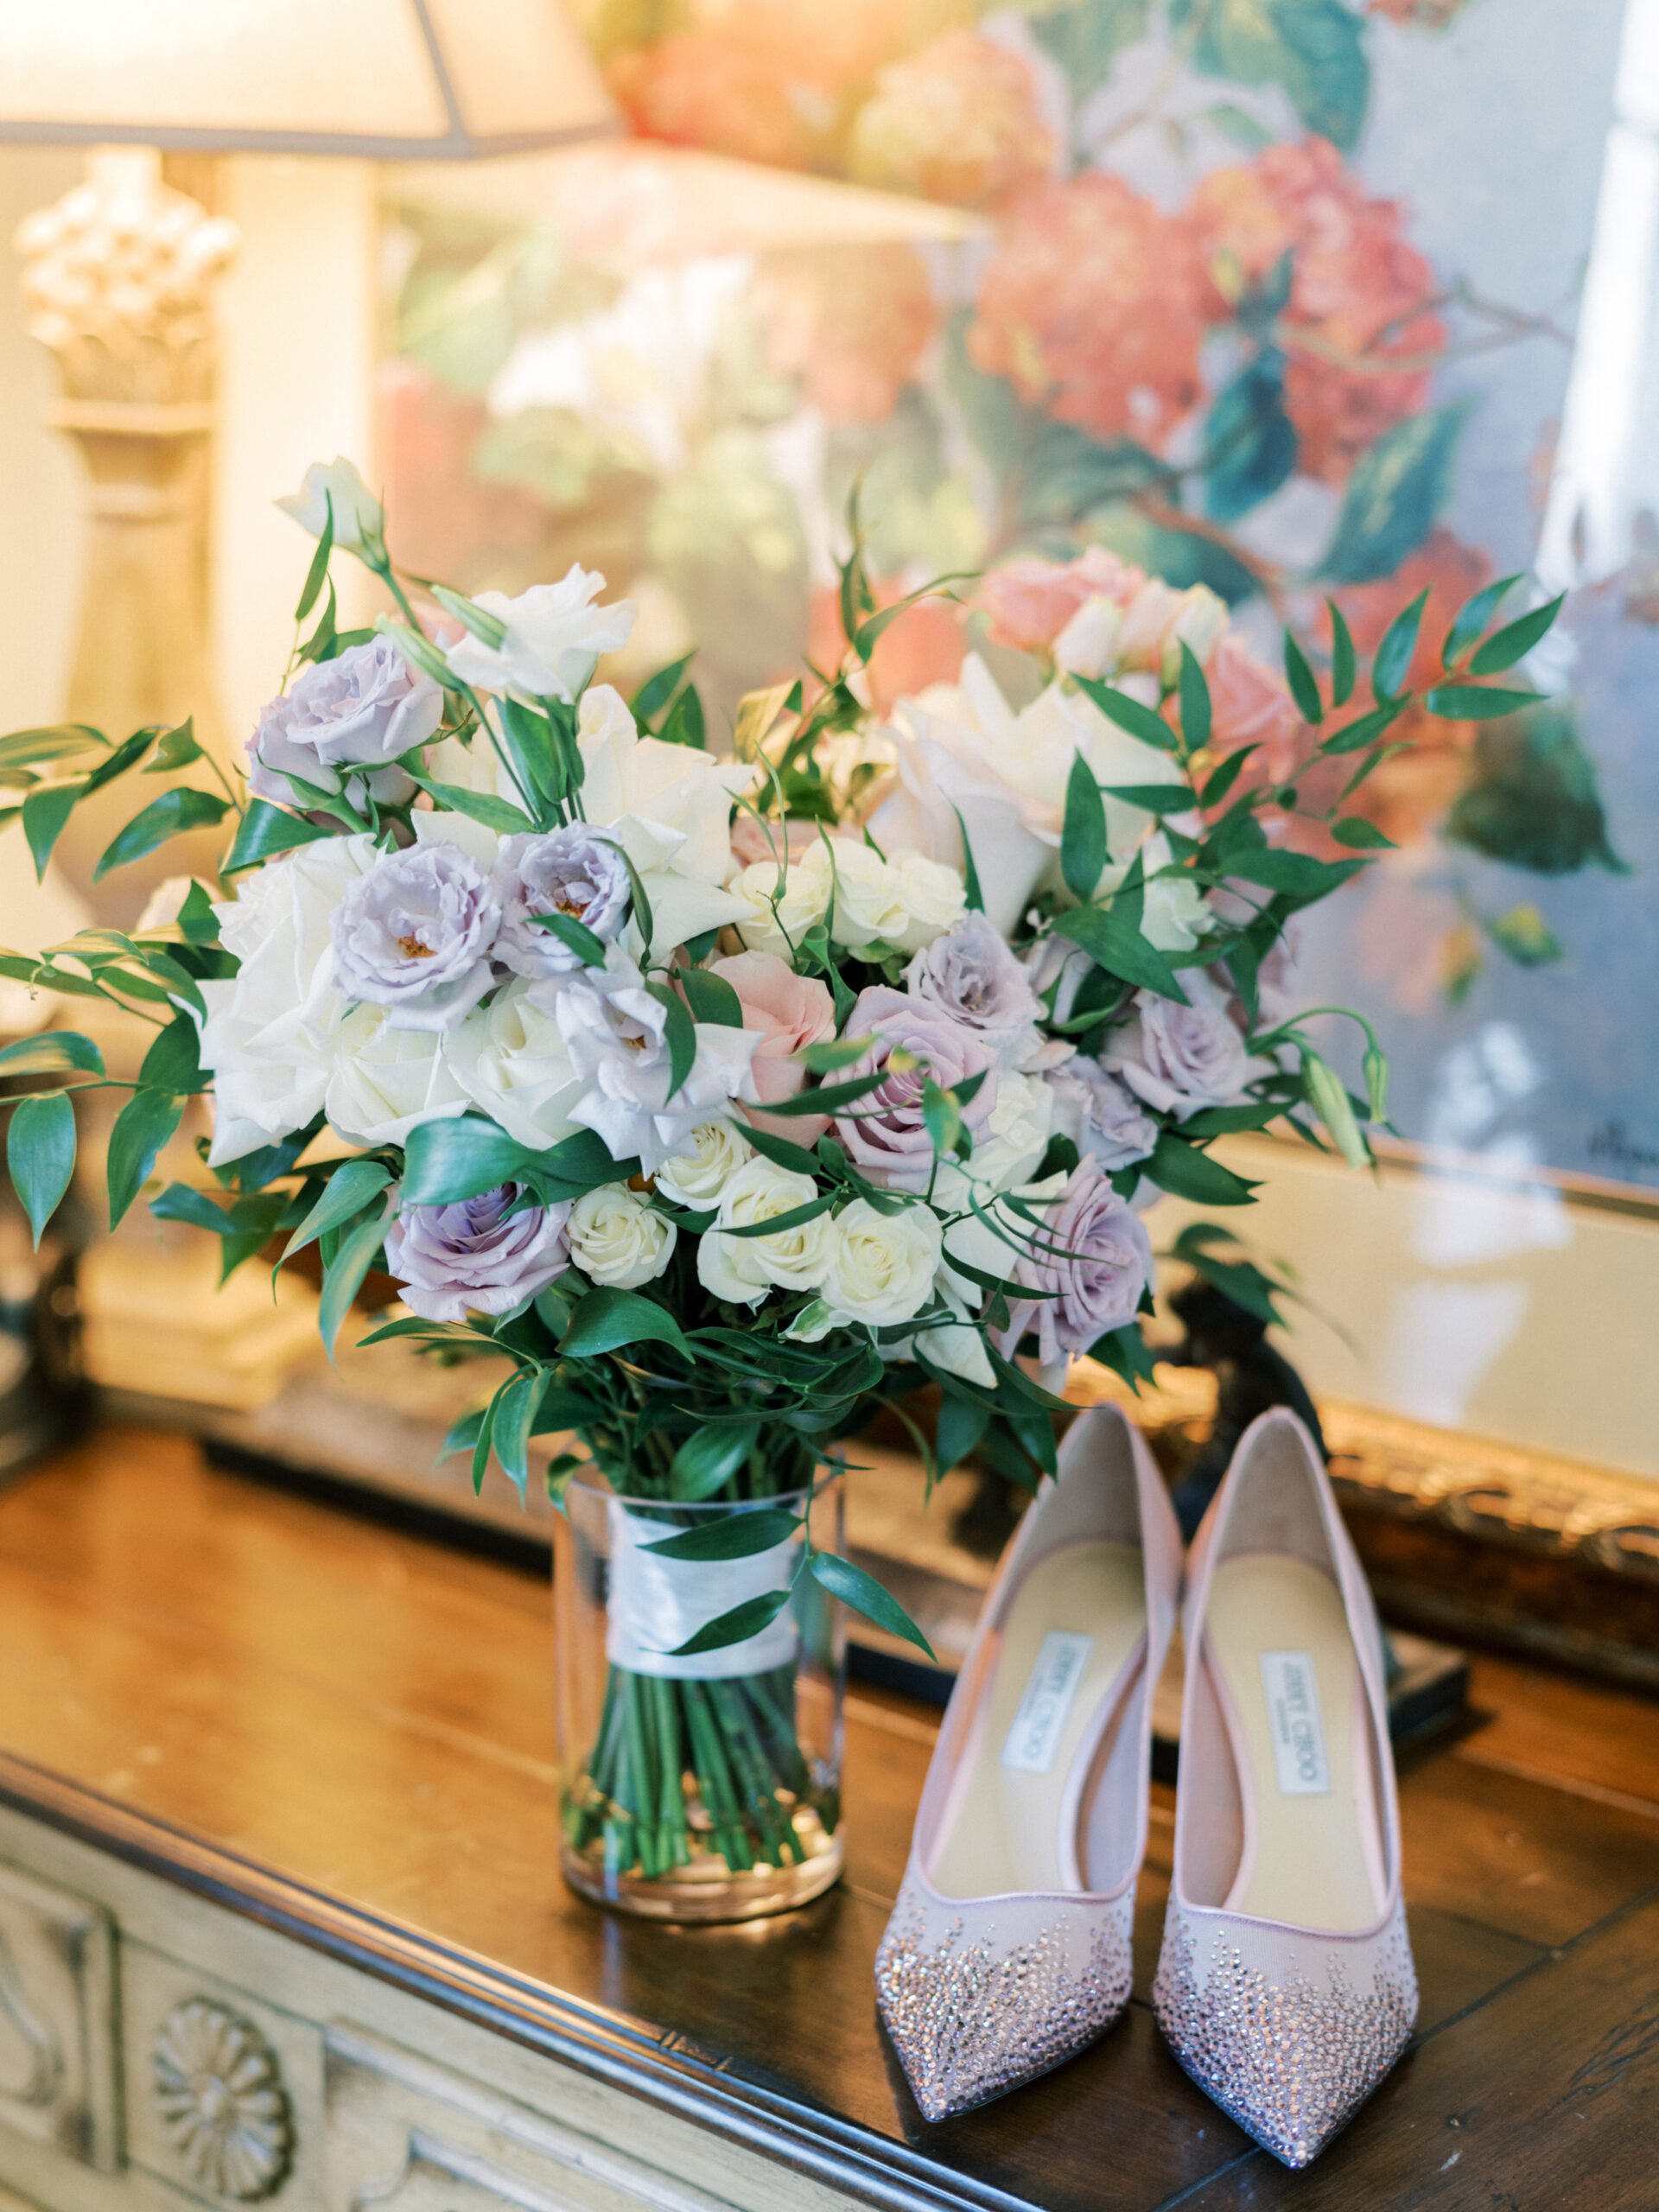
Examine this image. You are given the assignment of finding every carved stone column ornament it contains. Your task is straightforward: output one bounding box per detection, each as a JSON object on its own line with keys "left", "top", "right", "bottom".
{"left": 13, "top": 146, "right": 238, "bottom": 913}
{"left": 153, "top": 1998, "right": 292, "bottom": 2200}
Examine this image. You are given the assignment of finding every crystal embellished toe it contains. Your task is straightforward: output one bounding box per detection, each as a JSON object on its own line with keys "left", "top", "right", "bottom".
{"left": 876, "top": 1878, "right": 1131, "bottom": 2121}
{"left": 1153, "top": 1899, "right": 1417, "bottom": 2166}
{"left": 874, "top": 1403, "right": 1181, "bottom": 2120}
{"left": 1154, "top": 1408, "right": 1419, "bottom": 2166}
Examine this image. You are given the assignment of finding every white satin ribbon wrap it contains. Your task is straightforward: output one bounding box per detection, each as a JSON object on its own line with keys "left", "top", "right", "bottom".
{"left": 606, "top": 1497, "right": 800, "bottom": 1680}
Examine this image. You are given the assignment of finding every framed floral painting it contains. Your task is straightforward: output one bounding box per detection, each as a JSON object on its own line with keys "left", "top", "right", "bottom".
{"left": 378, "top": 0, "right": 1655, "bottom": 1197}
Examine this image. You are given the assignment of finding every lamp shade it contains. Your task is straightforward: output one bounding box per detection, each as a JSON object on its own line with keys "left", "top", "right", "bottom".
{"left": 0, "top": 0, "right": 617, "bottom": 159}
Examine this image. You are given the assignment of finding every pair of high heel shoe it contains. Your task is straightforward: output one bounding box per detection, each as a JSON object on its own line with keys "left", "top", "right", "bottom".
{"left": 874, "top": 1405, "right": 1416, "bottom": 2169}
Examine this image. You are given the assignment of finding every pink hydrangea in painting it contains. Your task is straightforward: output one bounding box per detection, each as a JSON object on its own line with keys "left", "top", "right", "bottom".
{"left": 849, "top": 29, "right": 1054, "bottom": 210}
{"left": 970, "top": 173, "right": 1208, "bottom": 443}
{"left": 1188, "top": 137, "right": 1445, "bottom": 481}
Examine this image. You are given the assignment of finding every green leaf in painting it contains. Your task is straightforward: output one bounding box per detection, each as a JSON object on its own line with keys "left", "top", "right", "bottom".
{"left": 1172, "top": 0, "right": 1369, "bottom": 151}
{"left": 93, "top": 787, "right": 231, "bottom": 880}
{"left": 1203, "top": 350, "right": 1298, "bottom": 523}
{"left": 8, "top": 1091, "right": 76, "bottom": 1247}
{"left": 1060, "top": 752, "right": 1108, "bottom": 904}
{"left": 106, "top": 1088, "right": 186, "bottom": 1228}
{"left": 1318, "top": 402, "right": 1471, "bottom": 587}
{"left": 1445, "top": 707, "right": 1626, "bottom": 875}
{"left": 1487, "top": 903, "right": 1563, "bottom": 968}
{"left": 1029, "top": 0, "right": 1151, "bottom": 95}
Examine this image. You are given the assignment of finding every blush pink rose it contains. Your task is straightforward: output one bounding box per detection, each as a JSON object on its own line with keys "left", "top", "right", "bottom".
{"left": 1207, "top": 631, "right": 1306, "bottom": 785}
{"left": 711, "top": 950, "right": 838, "bottom": 1142}
{"left": 976, "top": 545, "right": 1147, "bottom": 656}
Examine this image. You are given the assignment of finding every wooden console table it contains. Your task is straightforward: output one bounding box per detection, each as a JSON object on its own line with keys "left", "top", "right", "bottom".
{"left": 0, "top": 1427, "right": 1653, "bottom": 2212}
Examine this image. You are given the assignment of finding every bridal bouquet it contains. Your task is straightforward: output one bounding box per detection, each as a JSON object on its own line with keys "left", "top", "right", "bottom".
{"left": 0, "top": 459, "right": 1556, "bottom": 1897}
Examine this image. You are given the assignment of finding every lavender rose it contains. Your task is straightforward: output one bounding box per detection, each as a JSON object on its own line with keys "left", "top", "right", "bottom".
{"left": 331, "top": 838, "right": 501, "bottom": 1033}
{"left": 384, "top": 1183, "right": 571, "bottom": 1323}
{"left": 905, "top": 911, "right": 1046, "bottom": 1065}
{"left": 1104, "top": 973, "right": 1249, "bottom": 1119}
{"left": 1006, "top": 1159, "right": 1153, "bottom": 1365}
{"left": 834, "top": 987, "right": 998, "bottom": 1192}
{"left": 247, "top": 637, "right": 442, "bottom": 807}
{"left": 490, "top": 827, "right": 632, "bottom": 979}
{"left": 1045, "top": 1054, "right": 1159, "bottom": 1171}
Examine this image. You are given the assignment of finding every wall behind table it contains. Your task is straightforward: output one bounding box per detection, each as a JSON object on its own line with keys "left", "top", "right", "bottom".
{"left": 1156, "top": 1136, "right": 1659, "bottom": 1484}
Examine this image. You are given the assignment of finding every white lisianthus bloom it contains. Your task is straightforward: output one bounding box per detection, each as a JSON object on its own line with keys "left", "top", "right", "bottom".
{"left": 576, "top": 685, "right": 755, "bottom": 952}
{"left": 568, "top": 1184, "right": 677, "bottom": 1288}
{"left": 890, "top": 849, "right": 967, "bottom": 954}
{"left": 866, "top": 654, "right": 1187, "bottom": 933}
{"left": 545, "top": 947, "right": 759, "bottom": 1174}
{"left": 961, "top": 1066, "right": 1057, "bottom": 1194}
{"left": 726, "top": 852, "right": 832, "bottom": 959}
{"left": 696, "top": 1156, "right": 831, "bottom": 1306}
{"left": 442, "top": 980, "right": 585, "bottom": 1152}
{"left": 1113, "top": 580, "right": 1229, "bottom": 683}
{"left": 817, "top": 1198, "right": 942, "bottom": 1332}
{"left": 1052, "top": 594, "right": 1122, "bottom": 679}
{"left": 1096, "top": 830, "right": 1210, "bottom": 951}
{"left": 275, "top": 455, "right": 384, "bottom": 556}
{"left": 445, "top": 565, "right": 637, "bottom": 705}
{"left": 655, "top": 1118, "right": 754, "bottom": 1211}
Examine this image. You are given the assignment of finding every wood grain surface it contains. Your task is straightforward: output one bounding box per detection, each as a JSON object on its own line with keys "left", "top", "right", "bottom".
{"left": 0, "top": 1426, "right": 1656, "bottom": 2212}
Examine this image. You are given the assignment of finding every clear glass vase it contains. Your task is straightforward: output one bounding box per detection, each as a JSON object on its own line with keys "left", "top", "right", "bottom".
{"left": 554, "top": 1463, "right": 846, "bottom": 1923}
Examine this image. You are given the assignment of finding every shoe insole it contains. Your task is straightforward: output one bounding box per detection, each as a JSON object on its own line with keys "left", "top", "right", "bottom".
{"left": 929, "top": 1543, "right": 1146, "bottom": 1900}
{"left": 1204, "top": 1553, "right": 1382, "bottom": 1934}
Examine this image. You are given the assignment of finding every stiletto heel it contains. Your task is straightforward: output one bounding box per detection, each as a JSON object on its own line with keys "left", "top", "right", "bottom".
{"left": 1153, "top": 1407, "right": 1417, "bottom": 2167}
{"left": 875, "top": 1402, "right": 1181, "bottom": 2120}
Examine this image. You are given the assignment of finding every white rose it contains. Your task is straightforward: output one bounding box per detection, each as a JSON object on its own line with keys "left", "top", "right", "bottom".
{"left": 568, "top": 1184, "right": 677, "bottom": 1288}
{"left": 819, "top": 1198, "right": 942, "bottom": 1330}
{"left": 655, "top": 1118, "right": 753, "bottom": 1211}
{"left": 816, "top": 838, "right": 906, "bottom": 950}
{"left": 445, "top": 565, "right": 637, "bottom": 705}
{"left": 198, "top": 836, "right": 379, "bottom": 1162}
{"left": 963, "top": 1066, "right": 1057, "bottom": 1194}
{"left": 275, "top": 455, "right": 384, "bottom": 556}
{"left": 890, "top": 849, "right": 967, "bottom": 954}
{"left": 442, "top": 980, "right": 585, "bottom": 1152}
{"left": 324, "top": 1003, "right": 470, "bottom": 1148}
{"left": 727, "top": 853, "right": 832, "bottom": 960}
{"left": 696, "top": 1156, "right": 830, "bottom": 1307}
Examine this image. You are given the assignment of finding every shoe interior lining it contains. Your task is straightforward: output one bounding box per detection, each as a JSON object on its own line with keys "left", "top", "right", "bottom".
{"left": 1203, "top": 1552, "right": 1384, "bottom": 1934}
{"left": 927, "top": 1541, "right": 1146, "bottom": 1900}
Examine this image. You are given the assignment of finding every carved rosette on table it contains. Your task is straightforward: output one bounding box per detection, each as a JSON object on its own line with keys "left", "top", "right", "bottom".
{"left": 153, "top": 1999, "right": 292, "bottom": 2200}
